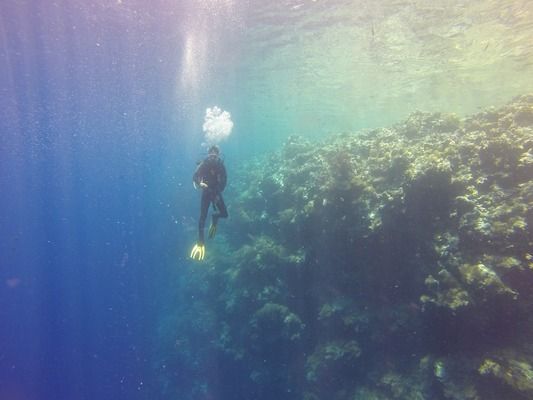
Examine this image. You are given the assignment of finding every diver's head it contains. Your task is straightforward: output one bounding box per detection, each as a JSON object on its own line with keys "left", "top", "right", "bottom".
{"left": 208, "top": 145, "right": 220, "bottom": 156}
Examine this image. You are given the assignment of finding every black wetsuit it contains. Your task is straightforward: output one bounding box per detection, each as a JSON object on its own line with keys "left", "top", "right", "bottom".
{"left": 193, "top": 154, "right": 228, "bottom": 243}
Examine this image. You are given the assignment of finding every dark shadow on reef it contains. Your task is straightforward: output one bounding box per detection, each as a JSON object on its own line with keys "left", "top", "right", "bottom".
{"left": 157, "top": 95, "right": 533, "bottom": 400}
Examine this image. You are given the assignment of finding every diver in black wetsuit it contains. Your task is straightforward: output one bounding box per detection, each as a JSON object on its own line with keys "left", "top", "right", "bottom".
{"left": 190, "top": 145, "right": 228, "bottom": 261}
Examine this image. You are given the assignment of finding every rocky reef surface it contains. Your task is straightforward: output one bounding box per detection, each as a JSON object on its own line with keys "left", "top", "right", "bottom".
{"left": 157, "top": 95, "right": 533, "bottom": 400}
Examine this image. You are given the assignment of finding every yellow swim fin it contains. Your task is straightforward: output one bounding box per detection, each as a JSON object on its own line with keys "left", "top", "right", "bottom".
{"left": 208, "top": 223, "right": 217, "bottom": 239}
{"left": 190, "top": 243, "right": 205, "bottom": 261}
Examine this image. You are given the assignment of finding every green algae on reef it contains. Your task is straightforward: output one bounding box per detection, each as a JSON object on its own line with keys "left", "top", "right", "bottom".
{"left": 157, "top": 95, "right": 533, "bottom": 400}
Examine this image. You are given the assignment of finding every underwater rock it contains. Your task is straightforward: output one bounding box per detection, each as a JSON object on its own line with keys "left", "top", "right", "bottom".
{"left": 378, "top": 371, "right": 431, "bottom": 400}
{"left": 305, "top": 340, "right": 361, "bottom": 383}
{"left": 458, "top": 262, "right": 518, "bottom": 300}
{"left": 420, "top": 269, "right": 471, "bottom": 310}
{"left": 251, "top": 303, "right": 305, "bottom": 342}
{"left": 513, "top": 105, "right": 533, "bottom": 127}
{"left": 317, "top": 300, "right": 370, "bottom": 335}
{"left": 396, "top": 111, "right": 461, "bottom": 138}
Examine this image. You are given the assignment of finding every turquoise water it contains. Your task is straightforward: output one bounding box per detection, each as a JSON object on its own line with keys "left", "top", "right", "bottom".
{"left": 171, "top": 0, "right": 533, "bottom": 148}
{"left": 1, "top": 1, "right": 532, "bottom": 399}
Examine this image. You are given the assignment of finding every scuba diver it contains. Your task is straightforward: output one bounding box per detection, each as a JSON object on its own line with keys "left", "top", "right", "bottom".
{"left": 190, "top": 145, "right": 228, "bottom": 261}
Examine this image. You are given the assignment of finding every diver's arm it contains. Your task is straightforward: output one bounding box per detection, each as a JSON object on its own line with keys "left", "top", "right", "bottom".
{"left": 219, "top": 163, "right": 227, "bottom": 192}
{"left": 193, "top": 162, "right": 205, "bottom": 187}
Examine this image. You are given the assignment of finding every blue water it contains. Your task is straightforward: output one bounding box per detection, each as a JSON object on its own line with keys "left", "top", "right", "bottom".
{"left": 1, "top": 1, "right": 533, "bottom": 399}
{"left": 0, "top": 2, "right": 190, "bottom": 398}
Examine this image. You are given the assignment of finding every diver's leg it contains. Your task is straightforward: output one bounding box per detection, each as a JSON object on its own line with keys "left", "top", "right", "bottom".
{"left": 212, "top": 193, "right": 228, "bottom": 225}
{"left": 198, "top": 191, "right": 210, "bottom": 243}
{"left": 208, "top": 193, "right": 227, "bottom": 239}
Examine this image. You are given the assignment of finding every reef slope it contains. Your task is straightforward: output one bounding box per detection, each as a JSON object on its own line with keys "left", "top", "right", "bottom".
{"left": 158, "top": 95, "right": 533, "bottom": 400}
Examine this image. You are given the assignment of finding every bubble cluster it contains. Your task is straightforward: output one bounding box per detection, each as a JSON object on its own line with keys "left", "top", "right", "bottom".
{"left": 202, "top": 106, "right": 233, "bottom": 145}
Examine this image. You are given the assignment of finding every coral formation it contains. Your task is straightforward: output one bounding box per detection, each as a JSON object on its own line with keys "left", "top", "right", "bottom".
{"left": 479, "top": 354, "right": 533, "bottom": 395}
{"left": 157, "top": 95, "right": 533, "bottom": 400}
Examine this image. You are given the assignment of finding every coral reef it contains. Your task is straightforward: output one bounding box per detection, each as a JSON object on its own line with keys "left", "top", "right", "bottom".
{"left": 157, "top": 95, "right": 533, "bottom": 400}
{"left": 479, "top": 351, "right": 533, "bottom": 395}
